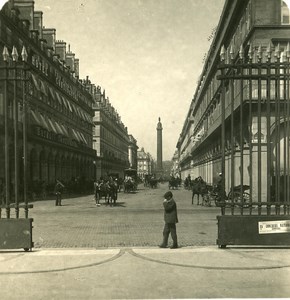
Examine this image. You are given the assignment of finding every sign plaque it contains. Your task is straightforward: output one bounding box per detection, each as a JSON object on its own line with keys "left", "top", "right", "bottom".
{"left": 258, "top": 220, "right": 290, "bottom": 234}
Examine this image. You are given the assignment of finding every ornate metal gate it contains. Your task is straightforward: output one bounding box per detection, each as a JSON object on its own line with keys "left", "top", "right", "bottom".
{"left": 0, "top": 45, "right": 33, "bottom": 251}
{"left": 216, "top": 43, "right": 290, "bottom": 247}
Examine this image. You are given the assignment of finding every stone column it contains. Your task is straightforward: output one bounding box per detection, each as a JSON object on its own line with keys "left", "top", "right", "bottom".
{"left": 156, "top": 117, "right": 163, "bottom": 177}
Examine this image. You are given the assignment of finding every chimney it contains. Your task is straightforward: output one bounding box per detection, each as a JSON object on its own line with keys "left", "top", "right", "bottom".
{"left": 65, "top": 45, "right": 75, "bottom": 72}
{"left": 55, "top": 40, "right": 66, "bottom": 61}
{"left": 43, "top": 28, "right": 56, "bottom": 49}
{"left": 74, "top": 58, "right": 79, "bottom": 78}
{"left": 14, "top": 1, "right": 34, "bottom": 30}
{"left": 33, "top": 11, "right": 43, "bottom": 38}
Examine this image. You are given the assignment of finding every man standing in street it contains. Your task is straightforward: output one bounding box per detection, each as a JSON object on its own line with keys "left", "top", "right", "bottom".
{"left": 159, "top": 191, "right": 178, "bottom": 249}
{"left": 54, "top": 179, "right": 64, "bottom": 206}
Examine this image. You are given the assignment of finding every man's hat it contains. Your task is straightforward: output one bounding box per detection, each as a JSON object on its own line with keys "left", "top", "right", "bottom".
{"left": 164, "top": 191, "right": 173, "bottom": 199}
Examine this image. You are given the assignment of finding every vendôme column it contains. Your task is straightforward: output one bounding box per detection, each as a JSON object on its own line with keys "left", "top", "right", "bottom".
{"left": 156, "top": 117, "right": 163, "bottom": 179}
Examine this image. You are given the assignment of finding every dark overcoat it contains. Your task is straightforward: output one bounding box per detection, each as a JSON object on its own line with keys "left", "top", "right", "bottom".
{"left": 163, "top": 198, "right": 178, "bottom": 224}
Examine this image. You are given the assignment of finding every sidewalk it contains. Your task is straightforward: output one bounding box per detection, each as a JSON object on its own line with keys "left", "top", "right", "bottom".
{"left": 0, "top": 246, "right": 290, "bottom": 299}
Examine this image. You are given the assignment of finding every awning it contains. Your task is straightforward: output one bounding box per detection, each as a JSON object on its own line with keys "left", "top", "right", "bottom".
{"left": 55, "top": 92, "right": 63, "bottom": 106}
{"left": 76, "top": 107, "right": 82, "bottom": 119}
{"left": 60, "top": 124, "right": 69, "bottom": 137}
{"left": 71, "top": 104, "right": 77, "bottom": 115}
{"left": 81, "top": 110, "right": 86, "bottom": 121}
{"left": 30, "top": 110, "right": 42, "bottom": 126}
{"left": 47, "top": 118, "right": 59, "bottom": 134}
{"left": 40, "top": 80, "right": 48, "bottom": 96}
{"left": 31, "top": 74, "right": 41, "bottom": 91}
{"left": 79, "top": 132, "right": 87, "bottom": 144}
{"left": 54, "top": 121, "right": 66, "bottom": 136}
{"left": 48, "top": 87, "right": 56, "bottom": 100}
{"left": 71, "top": 129, "right": 81, "bottom": 142}
{"left": 76, "top": 131, "right": 84, "bottom": 143}
{"left": 38, "top": 113, "right": 50, "bottom": 131}
{"left": 66, "top": 99, "right": 73, "bottom": 112}
{"left": 74, "top": 106, "right": 82, "bottom": 119}
{"left": 31, "top": 110, "right": 51, "bottom": 131}
{"left": 78, "top": 110, "right": 83, "bottom": 120}
{"left": 85, "top": 113, "right": 93, "bottom": 124}
{"left": 61, "top": 96, "right": 68, "bottom": 110}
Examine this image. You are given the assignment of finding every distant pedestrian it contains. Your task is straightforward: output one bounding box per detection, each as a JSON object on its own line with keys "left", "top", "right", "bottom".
{"left": 54, "top": 179, "right": 64, "bottom": 206}
{"left": 159, "top": 191, "right": 178, "bottom": 249}
{"left": 94, "top": 180, "right": 101, "bottom": 206}
{"left": 216, "top": 173, "right": 226, "bottom": 199}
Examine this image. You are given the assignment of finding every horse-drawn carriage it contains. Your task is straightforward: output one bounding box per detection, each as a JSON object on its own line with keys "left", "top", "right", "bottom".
{"left": 148, "top": 177, "right": 158, "bottom": 188}
{"left": 211, "top": 184, "right": 250, "bottom": 208}
{"left": 123, "top": 168, "right": 138, "bottom": 193}
{"left": 168, "top": 177, "right": 179, "bottom": 190}
{"left": 144, "top": 174, "right": 158, "bottom": 188}
{"left": 94, "top": 178, "right": 118, "bottom": 206}
{"left": 191, "top": 176, "right": 251, "bottom": 208}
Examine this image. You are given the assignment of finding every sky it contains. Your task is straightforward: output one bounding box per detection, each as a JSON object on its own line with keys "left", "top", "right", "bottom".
{"left": 33, "top": 0, "right": 225, "bottom": 160}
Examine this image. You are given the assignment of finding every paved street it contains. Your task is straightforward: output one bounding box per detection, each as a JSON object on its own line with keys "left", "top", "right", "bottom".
{"left": 1, "top": 245, "right": 290, "bottom": 299}
{"left": 1, "top": 184, "right": 290, "bottom": 299}
{"left": 31, "top": 183, "right": 220, "bottom": 248}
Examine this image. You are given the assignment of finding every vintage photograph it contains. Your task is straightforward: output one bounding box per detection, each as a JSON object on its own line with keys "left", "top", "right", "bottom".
{"left": 0, "top": 0, "right": 290, "bottom": 299}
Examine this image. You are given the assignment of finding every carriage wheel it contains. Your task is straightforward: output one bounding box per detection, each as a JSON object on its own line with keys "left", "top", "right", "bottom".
{"left": 242, "top": 192, "right": 250, "bottom": 208}
{"left": 228, "top": 191, "right": 240, "bottom": 206}
{"left": 229, "top": 191, "right": 250, "bottom": 208}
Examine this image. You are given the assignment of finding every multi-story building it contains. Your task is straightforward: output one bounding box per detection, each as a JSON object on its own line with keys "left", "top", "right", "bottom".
{"left": 137, "top": 147, "right": 154, "bottom": 179}
{"left": 92, "top": 86, "right": 131, "bottom": 179}
{"left": 162, "top": 160, "right": 173, "bottom": 180}
{"left": 171, "top": 150, "right": 180, "bottom": 178}
{"left": 176, "top": 0, "right": 290, "bottom": 201}
{"left": 128, "top": 134, "right": 138, "bottom": 170}
{"left": 0, "top": 1, "right": 96, "bottom": 198}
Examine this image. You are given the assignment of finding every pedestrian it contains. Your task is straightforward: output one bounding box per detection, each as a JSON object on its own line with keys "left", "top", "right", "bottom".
{"left": 159, "top": 191, "right": 178, "bottom": 249}
{"left": 54, "top": 179, "right": 64, "bottom": 206}
{"left": 94, "top": 180, "right": 101, "bottom": 206}
{"left": 216, "top": 173, "right": 226, "bottom": 198}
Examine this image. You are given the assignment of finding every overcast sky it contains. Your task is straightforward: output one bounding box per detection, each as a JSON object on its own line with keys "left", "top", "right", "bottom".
{"left": 34, "top": 0, "right": 225, "bottom": 160}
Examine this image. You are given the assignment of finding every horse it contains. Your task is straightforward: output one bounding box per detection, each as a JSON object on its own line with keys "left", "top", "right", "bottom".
{"left": 149, "top": 178, "right": 158, "bottom": 188}
{"left": 116, "top": 178, "right": 123, "bottom": 192}
{"left": 169, "top": 177, "right": 178, "bottom": 190}
{"left": 107, "top": 180, "right": 118, "bottom": 206}
{"left": 99, "top": 181, "right": 111, "bottom": 202}
{"left": 124, "top": 179, "right": 135, "bottom": 193}
{"left": 191, "top": 177, "right": 208, "bottom": 205}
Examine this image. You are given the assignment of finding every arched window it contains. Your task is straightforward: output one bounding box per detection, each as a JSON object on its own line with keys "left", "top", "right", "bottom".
{"left": 282, "top": 0, "right": 290, "bottom": 24}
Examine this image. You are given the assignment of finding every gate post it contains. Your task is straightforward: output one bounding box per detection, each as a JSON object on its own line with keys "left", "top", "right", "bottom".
{"left": 0, "top": 45, "right": 33, "bottom": 251}
{"left": 216, "top": 43, "right": 290, "bottom": 247}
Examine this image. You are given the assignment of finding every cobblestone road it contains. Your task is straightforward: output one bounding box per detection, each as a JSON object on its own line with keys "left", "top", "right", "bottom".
{"left": 30, "top": 183, "right": 221, "bottom": 248}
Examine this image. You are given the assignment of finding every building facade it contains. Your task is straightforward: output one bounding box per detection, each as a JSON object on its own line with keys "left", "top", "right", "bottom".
{"left": 0, "top": 1, "right": 97, "bottom": 198}
{"left": 176, "top": 0, "right": 290, "bottom": 201}
{"left": 137, "top": 147, "right": 154, "bottom": 180}
{"left": 171, "top": 150, "right": 180, "bottom": 178}
{"left": 92, "top": 86, "right": 131, "bottom": 179}
{"left": 128, "top": 134, "right": 138, "bottom": 170}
